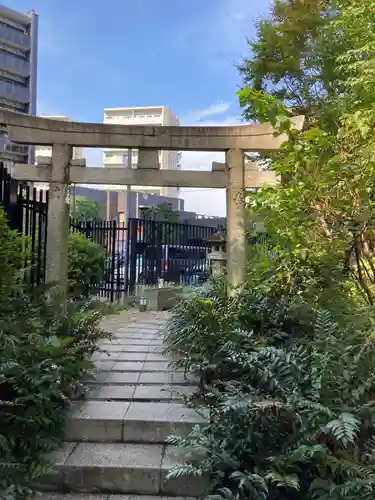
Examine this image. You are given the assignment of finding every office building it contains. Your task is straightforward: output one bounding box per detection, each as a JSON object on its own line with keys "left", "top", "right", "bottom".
{"left": 103, "top": 105, "right": 181, "bottom": 198}
{"left": 0, "top": 4, "right": 38, "bottom": 165}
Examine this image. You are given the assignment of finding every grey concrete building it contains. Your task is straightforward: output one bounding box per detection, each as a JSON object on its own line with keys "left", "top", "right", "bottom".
{"left": 0, "top": 4, "right": 38, "bottom": 165}
{"left": 70, "top": 185, "right": 225, "bottom": 228}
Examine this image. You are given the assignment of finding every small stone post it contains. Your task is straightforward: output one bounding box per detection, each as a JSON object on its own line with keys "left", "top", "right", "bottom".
{"left": 45, "top": 143, "right": 72, "bottom": 298}
{"left": 226, "top": 149, "right": 246, "bottom": 294}
{"left": 207, "top": 231, "right": 227, "bottom": 278}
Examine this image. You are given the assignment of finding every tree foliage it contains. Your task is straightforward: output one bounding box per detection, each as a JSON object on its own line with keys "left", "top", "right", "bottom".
{"left": 166, "top": 283, "right": 375, "bottom": 499}
{"left": 0, "top": 209, "right": 110, "bottom": 499}
{"left": 68, "top": 232, "right": 106, "bottom": 297}
{"left": 165, "top": 1, "right": 375, "bottom": 499}
{"left": 239, "top": 0, "right": 375, "bottom": 305}
{"left": 71, "top": 195, "right": 102, "bottom": 222}
{"left": 142, "top": 202, "right": 180, "bottom": 223}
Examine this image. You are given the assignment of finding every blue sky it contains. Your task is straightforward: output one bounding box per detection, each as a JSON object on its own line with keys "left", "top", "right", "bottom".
{"left": 9, "top": 0, "right": 269, "bottom": 215}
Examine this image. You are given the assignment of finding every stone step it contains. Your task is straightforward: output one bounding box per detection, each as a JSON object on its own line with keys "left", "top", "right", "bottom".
{"left": 87, "top": 384, "right": 196, "bottom": 402}
{"left": 35, "top": 494, "right": 196, "bottom": 500}
{"left": 37, "top": 442, "right": 207, "bottom": 496}
{"left": 65, "top": 401, "right": 206, "bottom": 443}
{"left": 87, "top": 371, "right": 197, "bottom": 386}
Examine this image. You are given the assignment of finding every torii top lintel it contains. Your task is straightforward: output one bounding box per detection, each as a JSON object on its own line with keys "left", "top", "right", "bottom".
{"left": 0, "top": 110, "right": 304, "bottom": 152}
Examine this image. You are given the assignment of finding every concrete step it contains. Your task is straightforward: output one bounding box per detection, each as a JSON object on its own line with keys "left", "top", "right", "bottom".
{"left": 86, "top": 371, "right": 197, "bottom": 386}
{"left": 37, "top": 442, "right": 207, "bottom": 496}
{"left": 86, "top": 384, "right": 196, "bottom": 402}
{"left": 65, "top": 401, "right": 206, "bottom": 443}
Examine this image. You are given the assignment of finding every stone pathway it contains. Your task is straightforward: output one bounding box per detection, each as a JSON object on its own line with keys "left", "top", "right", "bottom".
{"left": 35, "top": 309, "right": 207, "bottom": 499}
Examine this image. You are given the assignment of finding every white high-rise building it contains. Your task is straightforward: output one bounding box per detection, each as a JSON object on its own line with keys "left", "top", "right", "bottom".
{"left": 103, "top": 106, "right": 181, "bottom": 198}
{"left": 0, "top": 4, "right": 38, "bottom": 165}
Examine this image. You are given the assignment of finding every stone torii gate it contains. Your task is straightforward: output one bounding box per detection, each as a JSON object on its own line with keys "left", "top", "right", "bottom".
{"left": 0, "top": 110, "right": 304, "bottom": 296}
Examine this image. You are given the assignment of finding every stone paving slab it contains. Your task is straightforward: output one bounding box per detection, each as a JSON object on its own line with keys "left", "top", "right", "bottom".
{"left": 93, "top": 360, "right": 116, "bottom": 371}
{"left": 86, "top": 384, "right": 196, "bottom": 402}
{"left": 65, "top": 401, "right": 204, "bottom": 443}
{"left": 145, "top": 354, "right": 169, "bottom": 362}
{"left": 133, "top": 385, "right": 173, "bottom": 401}
{"left": 43, "top": 443, "right": 206, "bottom": 496}
{"left": 39, "top": 310, "right": 204, "bottom": 498}
{"left": 106, "top": 354, "right": 147, "bottom": 362}
{"left": 88, "top": 384, "right": 136, "bottom": 401}
{"left": 122, "top": 402, "right": 206, "bottom": 443}
{"left": 142, "top": 361, "right": 172, "bottom": 372}
{"left": 160, "top": 447, "right": 208, "bottom": 497}
{"left": 103, "top": 371, "right": 141, "bottom": 384}
{"left": 64, "top": 442, "right": 164, "bottom": 494}
{"left": 100, "top": 345, "right": 162, "bottom": 353}
{"left": 112, "top": 361, "right": 145, "bottom": 371}
{"left": 97, "top": 348, "right": 149, "bottom": 357}
{"left": 88, "top": 371, "right": 193, "bottom": 386}
{"left": 65, "top": 401, "right": 131, "bottom": 442}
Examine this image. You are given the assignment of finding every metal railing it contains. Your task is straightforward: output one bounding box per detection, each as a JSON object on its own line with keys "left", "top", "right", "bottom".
{"left": 0, "top": 51, "right": 30, "bottom": 76}
{"left": 127, "top": 218, "right": 218, "bottom": 290}
{"left": 0, "top": 23, "right": 31, "bottom": 49}
{"left": 0, "top": 162, "right": 49, "bottom": 286}
{"left": 0, "top": 79, "right": 29, "bottom": 102}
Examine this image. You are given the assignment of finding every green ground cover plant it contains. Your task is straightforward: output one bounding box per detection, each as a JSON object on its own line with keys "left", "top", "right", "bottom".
{"left": 0, "top": 209, "right": 112, "bottom": 500}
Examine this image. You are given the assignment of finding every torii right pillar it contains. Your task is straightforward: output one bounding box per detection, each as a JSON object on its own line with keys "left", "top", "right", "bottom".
{"left": 226, "top": 149, "right": 246, "bottom": 295}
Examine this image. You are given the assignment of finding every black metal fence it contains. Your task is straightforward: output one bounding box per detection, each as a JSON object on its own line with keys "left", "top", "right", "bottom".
{"left": 0, "top": 162, "right": 49, "bottom": 285}
{"left": 127, "top": 218, "right": 218, "bottom": 291}
{"left": 0, "top": 162, "right": 226, "bottom": 300}
{"left": 71, "top": 218, "right": 128, "bottom": 301}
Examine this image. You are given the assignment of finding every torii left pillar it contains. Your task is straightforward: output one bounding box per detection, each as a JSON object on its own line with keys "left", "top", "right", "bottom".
{"left": 45, "top": 143, "right": 72, "bottom": 299}
{"left": 226, "top": 149, "right": 246, "bottom": 294}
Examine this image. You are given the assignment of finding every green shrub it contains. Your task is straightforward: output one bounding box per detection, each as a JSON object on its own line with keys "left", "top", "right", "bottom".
{"left": 0, "top": 208, "right": 25, "bottom": 298}
{"left": 0, "top": 211, "right": 111, "bottom": 499}
{"left": 68, "top": 232, "right": 106, "bottom": 296}
{"left": 165, "top": 277, "right": 323, "bottom": 382}
{"left": 0, "top": 292, "right": 111, "bottom": 499}
{"left": 165, "top": 285, "right": 375, "bottom": 499}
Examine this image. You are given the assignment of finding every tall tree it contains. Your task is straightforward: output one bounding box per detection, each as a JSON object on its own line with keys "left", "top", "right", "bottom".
{"left": 238, "top": 0, "right": 375, "bottom": 304}
{"left": 142, "top": 203, "right": 179, "bottom": 223}
{"left": 238, "top": 0, "right": 347, "bottom": 130}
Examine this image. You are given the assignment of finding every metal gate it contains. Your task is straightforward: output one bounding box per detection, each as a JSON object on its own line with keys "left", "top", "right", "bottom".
{"left": 126, "top": 218, "right": 218, "bottom": 292}
{"left": 1, "top": 160, "right": 223, "bottom": 301}
{"left": 71, "top": 218, "right": 128, "bottom": 301}
{"left": 0, "top": 162, "right": 48, "bottom": 286}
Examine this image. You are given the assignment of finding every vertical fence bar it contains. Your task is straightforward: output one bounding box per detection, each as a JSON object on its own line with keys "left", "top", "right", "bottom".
{"left": 128, "top": 218, "right": 137, "bottom": 293}
{"left": 36, "top": 188, "right": 43, "bottom": 285}
{"left": 109, "top": 220, "right": 116, "bottom": 302}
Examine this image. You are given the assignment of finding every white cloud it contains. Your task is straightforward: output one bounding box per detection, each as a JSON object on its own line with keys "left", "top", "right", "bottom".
{"left": 182, "top": 102, "right": 231, "bottom": 123}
